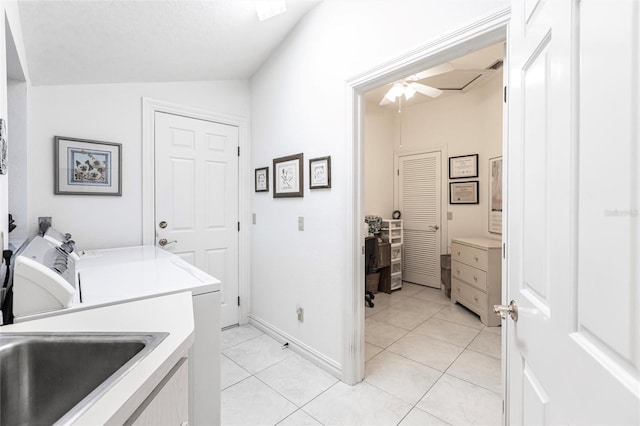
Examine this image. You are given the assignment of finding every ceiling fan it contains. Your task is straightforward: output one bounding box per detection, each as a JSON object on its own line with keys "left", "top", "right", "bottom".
{"left": 379, "top": 62, "right": 454, "bottom": 106}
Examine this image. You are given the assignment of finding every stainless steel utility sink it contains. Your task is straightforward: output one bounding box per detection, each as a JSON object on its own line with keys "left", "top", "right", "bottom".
{"left": 0, "top": 332, "right": 167, "bottom": 425}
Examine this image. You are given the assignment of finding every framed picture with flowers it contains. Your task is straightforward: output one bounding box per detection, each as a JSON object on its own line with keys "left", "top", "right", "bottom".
{"left": 54, "top": 136, "right": 122, "bottom": 196}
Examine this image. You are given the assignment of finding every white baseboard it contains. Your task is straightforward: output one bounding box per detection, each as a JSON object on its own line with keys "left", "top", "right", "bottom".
{"left": 248, "top": 314, "right": 342, "bottom": 380}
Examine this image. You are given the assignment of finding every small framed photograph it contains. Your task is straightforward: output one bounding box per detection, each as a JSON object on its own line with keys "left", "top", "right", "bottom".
{"left": 54, "top": 136, "right": 122, "bottom": 196}
{"left": 273, "top": 153, "right": 303, "bottom": 198}
{"left": 449, "top": 154, "right": 478, "bottom": 179}
{"left": 309, "top": 156, "right": 331, "bottom": 189}
{"left": 255, "top": 167, "right": 269, "bottom": 192}
{"left": 450, "top": 181, "right": 479, "bottom": 204}
{"left": 489, "top": 156, "right": 503, "bottom": 234}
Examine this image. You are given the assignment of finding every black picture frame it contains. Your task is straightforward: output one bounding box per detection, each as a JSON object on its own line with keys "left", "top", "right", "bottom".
{"left": 255, "top": 167, "right": 269, "bottom": 192}
{"left": 309, "top": 156, "right": 331, "bottom": 189}
{"left": 273, "top": 153, "right": 304, "bottom": 198}
{"left": 450, "top": 181, "right": 479, "bottom": 204}
{"left": 449, "top": 154, "right": 479, "bottom": 179}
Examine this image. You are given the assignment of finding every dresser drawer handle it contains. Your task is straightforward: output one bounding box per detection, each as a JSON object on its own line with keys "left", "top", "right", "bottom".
{"left": 457, "top": 250, "right": 461, "bottom": 256}
{"left": 474, "top": 255, "right": 479, "bottom": 261}
{"left": 474, "top": 295, "right": 478, "bottom": 302}
{"left": 457, "top": 287, "right": 461, "bottom": 293}
{"left": 473, "top": 275, "right": 478, "bottom": 281}
{"left": 456, "top": 269, "right": 460, "bottom": 274}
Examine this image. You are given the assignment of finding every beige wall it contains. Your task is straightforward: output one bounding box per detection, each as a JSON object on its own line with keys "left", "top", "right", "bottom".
{"left": 364, "top": 102, "right": 395, "bottom": 218}
{"left": 397, "top": 73, "right": 504, "bottom": 249}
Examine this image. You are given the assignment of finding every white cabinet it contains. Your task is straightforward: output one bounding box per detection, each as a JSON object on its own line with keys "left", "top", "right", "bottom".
{"left": 381, "top": 220, "right": 403, "bottom": 291}
{"left": 450, "top": 238, "right": 501, "bottom": 326}
{"left": 127, "top": 358, "right": 189, "bottom": 425}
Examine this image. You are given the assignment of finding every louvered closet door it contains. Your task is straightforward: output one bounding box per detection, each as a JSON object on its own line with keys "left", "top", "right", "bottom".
{"left": 398, "top": 151, "right": 441, "bottom": 288}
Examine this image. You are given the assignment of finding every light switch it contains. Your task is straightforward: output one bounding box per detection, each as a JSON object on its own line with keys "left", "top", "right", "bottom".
{"left": 447, "top": 211, "right": 453, "bottom": 220}
{"left": 252, "top": 213, "right": 256, "bottom": 225}
{"left": 298, "top": 217, "right": 304, "bottom": 231}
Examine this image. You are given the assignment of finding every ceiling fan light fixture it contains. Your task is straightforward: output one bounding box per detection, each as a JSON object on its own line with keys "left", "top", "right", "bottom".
{"left": 403, "top": 84, "right": 416, "bottom": 100}
{"left": 255, "top": 1, "right": 287, "bottom": 21}
{"left": 385, "top": 82, "right": 404, "bottom": 101}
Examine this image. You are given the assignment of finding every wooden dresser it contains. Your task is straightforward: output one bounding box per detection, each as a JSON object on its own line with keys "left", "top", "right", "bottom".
{"left": 450, "top": 237, "right": 502, "bottom": 327}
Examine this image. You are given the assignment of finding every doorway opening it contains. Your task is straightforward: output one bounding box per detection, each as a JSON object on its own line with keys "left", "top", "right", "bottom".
{"left": 343, "top": 7, "right": 510, "bottom": 394}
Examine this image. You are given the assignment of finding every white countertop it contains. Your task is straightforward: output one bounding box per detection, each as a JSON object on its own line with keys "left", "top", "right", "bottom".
{"left": 1, "top": 291, "right": 194, "bottom": 425}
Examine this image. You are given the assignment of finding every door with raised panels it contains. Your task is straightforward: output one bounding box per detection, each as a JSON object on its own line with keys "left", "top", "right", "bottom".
{"left": 505, "top": 0, "right": 639, "bottom": 423}
{"left": 397, "top": 151, "right": 442, "bottom": 288}
{"left": 154, "top": 111, "right": 239, "bottom": 328}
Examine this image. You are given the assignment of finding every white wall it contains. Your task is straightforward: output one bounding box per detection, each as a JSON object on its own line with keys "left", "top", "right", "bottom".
{"left": 396, "top": 74, "right": 503, "bottom": 250}
{"left": 27, "top": 81, "right": 250, "bottom": 248}
{"left": 364, "top": 102, "right": 394, "bottom": 217}
{"left": 250, "top": 0, "right": 509, "bottom": 368}
{"left": 1, "top": 1, "right": 30, "bottom": 249}
{"left": 7, "top": 81, "right": 27, "bottom": 245}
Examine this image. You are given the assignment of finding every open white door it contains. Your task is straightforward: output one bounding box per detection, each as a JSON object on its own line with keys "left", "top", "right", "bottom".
{"left": 397, "top": 151, "right": 442, "bottom": 288}
{"left": 504, "top": 0, "right": 639, "bottom": 423}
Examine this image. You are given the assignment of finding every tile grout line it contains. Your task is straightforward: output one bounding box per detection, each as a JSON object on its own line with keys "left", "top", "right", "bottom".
{"left": 365, "top": 290, "right": 502, "bottom": 424}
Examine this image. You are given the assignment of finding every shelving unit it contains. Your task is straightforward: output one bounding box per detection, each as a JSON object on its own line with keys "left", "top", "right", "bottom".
{"left": 381, "top": 219, "right": 403, "bottom": 291}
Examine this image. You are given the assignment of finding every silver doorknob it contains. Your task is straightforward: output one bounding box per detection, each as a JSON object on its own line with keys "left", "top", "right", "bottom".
{"left": 158, "top": 238, "right": 177, "bottom": 247}
{"left": 494, "top": 300, "right": 518, "bottom": 321}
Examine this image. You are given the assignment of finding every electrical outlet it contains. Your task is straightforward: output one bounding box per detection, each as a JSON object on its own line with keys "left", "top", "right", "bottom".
{"left": 38, "top": 216, "right": 52, "bottom": 226}
{"left": 298, "top": 216, "right": 304, "bottom": 231}
{"left": 38, "top": 217, "right": 52, "bottom": 234}
{"left": 297, "top": 307, "right": 304, "bottom": 322}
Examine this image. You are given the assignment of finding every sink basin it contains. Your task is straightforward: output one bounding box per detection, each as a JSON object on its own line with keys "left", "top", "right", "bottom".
{"left": 0, "top": 332, "right": 167, "bottom": 425}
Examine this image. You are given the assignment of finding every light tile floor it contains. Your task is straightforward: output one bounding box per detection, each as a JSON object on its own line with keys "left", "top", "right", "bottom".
{"left": 221, "top": 284, "right": 502, "bottom": 425}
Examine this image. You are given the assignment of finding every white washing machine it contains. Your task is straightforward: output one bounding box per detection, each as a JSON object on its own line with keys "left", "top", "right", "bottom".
{"left": 11, "top": 232, "right": 221, "bottom": 425}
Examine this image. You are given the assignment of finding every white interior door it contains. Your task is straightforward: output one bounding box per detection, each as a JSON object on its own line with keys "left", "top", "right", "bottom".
{"left": 155, "top": 111, "right": 239, "bottom": 328}
{"left": 397, "top": 151, "right": 441, "bottom": 288}
{"left": 505, "top": 0, "right": 639, "bottom": 423}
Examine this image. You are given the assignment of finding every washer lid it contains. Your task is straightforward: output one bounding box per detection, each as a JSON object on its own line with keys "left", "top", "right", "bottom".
{"left": 79, "top": 259, "right": 220, "bottom": 304}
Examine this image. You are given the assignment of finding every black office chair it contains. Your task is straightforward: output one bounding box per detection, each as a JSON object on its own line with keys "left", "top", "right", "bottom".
{"left": 364, "top": 237, "right": 377, "bottom": 308}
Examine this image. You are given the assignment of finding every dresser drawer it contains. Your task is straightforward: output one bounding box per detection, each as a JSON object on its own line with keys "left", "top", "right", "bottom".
{"left": 451, "top": 242, "right": 488, "bottom": 270}
{"left": 451, "top": 260, "right": 487, "bottom": 291}
{"left": 453, "top": 278, "right": 487, "bottom": 312}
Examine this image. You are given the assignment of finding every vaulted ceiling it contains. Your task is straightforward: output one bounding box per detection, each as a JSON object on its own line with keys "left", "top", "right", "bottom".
{"left": 17, "top": 0, "right": 321, "bottom": 86}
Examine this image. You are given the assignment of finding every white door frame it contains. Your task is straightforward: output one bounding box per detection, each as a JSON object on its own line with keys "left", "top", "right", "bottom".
{"left": 142, "top": 97, "right": 251, "bottom": 325}
{"left": 343, "top": 8, "right": 510, "bottom": 385}
{"left": 394, "top": 148, "right": 449, "bottom": 267}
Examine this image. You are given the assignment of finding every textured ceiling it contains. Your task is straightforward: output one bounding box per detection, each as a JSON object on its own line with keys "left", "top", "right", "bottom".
{"left": 18, "top": 0, "right": 321, "bottom": 86}
{"left": 366, "top": 42, "right": 505, "bottom": 109}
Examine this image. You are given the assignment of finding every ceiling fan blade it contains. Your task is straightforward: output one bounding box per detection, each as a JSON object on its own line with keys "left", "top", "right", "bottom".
{"left": 410, "top": 82, "right": 443, "bottom": 98}
{"left": 410, "top": 62, "right": 454, "bottom": 81}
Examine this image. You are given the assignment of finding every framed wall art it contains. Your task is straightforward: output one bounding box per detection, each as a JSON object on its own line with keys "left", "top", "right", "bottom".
{"left": 449, "top": 154, "right": 478, "bottom": 179}
{"left": 54, "top": 136, "right": 122, "bottom": 196}
{"left": 309, "top": 156, "right": 331, "bottom": 189}
{"left": 273, "top": 153, "right": 303, "bottom": 198}
{"left": 255, "top": 167, "right": 269, "bottom": 192}
{"left": 450, "top": 181, "right": 479, "bottom": 204}
{"left": 489, "top": 156, "right": 503, "bottom": 234}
